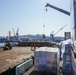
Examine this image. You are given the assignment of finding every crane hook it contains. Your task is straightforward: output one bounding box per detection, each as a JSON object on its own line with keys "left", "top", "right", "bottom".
{"left": 46, "top": 8, "right": 47, "bottom": 12}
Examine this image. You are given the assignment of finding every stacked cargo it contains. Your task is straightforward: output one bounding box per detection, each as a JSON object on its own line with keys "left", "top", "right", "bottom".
{"left": 71, "top": 54, "right": 76, "bottom": 75}
{"left": 63, "top": 53, "right": 72, "bottom": 75}
{"left": 62, "top": 43, "right": 72, "bottom": 75}
{"left": 34, "top": 47, "right": 60, "bottom": 75}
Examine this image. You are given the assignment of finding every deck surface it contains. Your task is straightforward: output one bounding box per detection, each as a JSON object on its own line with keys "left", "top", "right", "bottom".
{"left": 0, "top": 47, "right": 34, "bottom": 74}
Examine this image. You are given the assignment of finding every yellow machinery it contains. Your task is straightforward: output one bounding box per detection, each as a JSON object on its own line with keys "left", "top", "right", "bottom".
{"left": 3, "top": 43, "right": 12, "bottom": 50}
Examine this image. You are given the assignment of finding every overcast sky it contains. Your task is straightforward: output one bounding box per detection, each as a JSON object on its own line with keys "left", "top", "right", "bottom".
{"left": 0, "top": 0, "right": 71, "bottom": 37}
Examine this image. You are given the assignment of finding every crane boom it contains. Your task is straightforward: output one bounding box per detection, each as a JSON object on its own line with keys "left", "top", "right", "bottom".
{"left": 54, "top": 24, "right": 67, "bottom": 35}
{"left": 45, "top": 3, "right": 70, "bottom": 16}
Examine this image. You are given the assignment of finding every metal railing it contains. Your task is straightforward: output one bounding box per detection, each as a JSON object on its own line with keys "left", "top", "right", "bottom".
{"left": 16, "top": 59, "right": 33, "bottom": 75}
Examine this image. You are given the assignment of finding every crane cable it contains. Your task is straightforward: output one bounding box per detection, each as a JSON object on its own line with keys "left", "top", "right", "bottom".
{"left": 42, "top": 6, "right": 46, "bottom": 38}
{"left": 43, "top": 7, "right": 46, "bottom": 34}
